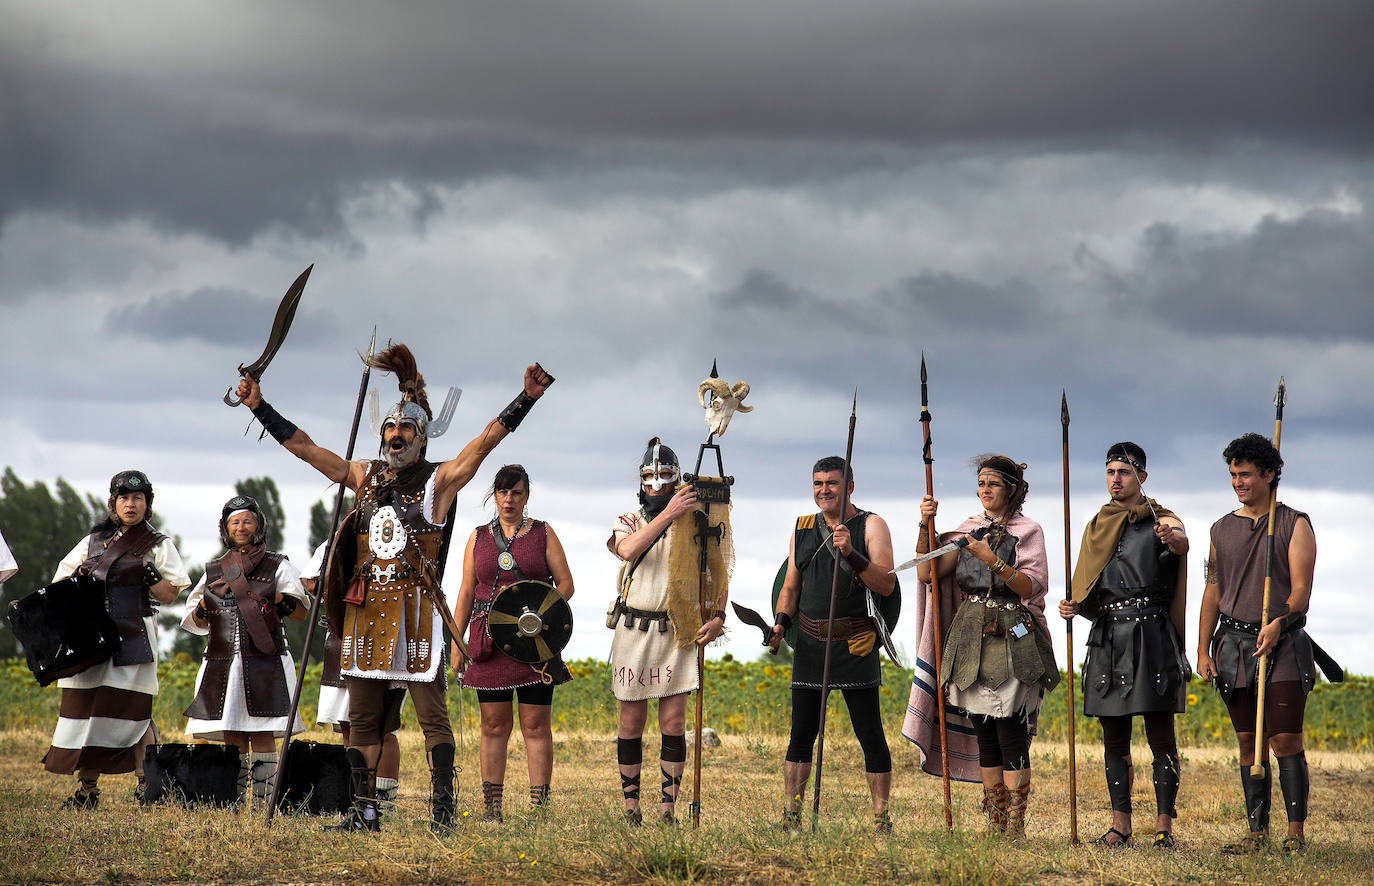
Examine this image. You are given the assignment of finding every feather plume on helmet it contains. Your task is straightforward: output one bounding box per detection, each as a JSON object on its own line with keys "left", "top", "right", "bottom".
{"left": 365, "top": 342, "right": 437, "bottom": 468}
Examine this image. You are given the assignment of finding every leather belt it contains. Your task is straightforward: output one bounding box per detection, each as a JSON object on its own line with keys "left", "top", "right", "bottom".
{"left": 798, "top": 613, "right": 872, "bottom": 641}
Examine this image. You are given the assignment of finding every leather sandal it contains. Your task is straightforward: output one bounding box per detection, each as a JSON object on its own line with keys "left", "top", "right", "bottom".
{"left": 1152, "top": 831, "right": 1176, "bottom": 849}
{"left": 1090, "top": 827, "right": 1133, "bottom": 847}
{"left": 1281, "top": 834, "right": 1307, "bottom": 854}
{"left": 1220, "top": 832, "right": 1268, "bottom": 854}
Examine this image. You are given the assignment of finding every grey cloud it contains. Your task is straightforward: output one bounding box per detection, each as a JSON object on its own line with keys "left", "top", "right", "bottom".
{"left": 1091, "top": 207, "right": 1374, "bottom": 342}
{"left": 4, "top": 1, "right": 1374, "bottom": 245}
{"left": 105, "top": 287, "right": 341, "bottom": 348}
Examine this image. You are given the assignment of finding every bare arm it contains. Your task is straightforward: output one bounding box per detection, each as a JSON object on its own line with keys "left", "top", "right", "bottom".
{"left": 857, "top": 513, "right": 896, "bottom": 596}
{"left": 545, "top": 526, "right": 575, "bottom": 602}
{"left": 915, "top": 495, "right": 959, "bottom": 584}
{"left": 432, "top": 364, "right": 554, "bottom": 516}
{"left": 235, "top": 375, "right": 367, "bottom": 490}
{"left": 450, "top": 531, "right": 479, "bottom": 675}
{"left": 1196, "top": 542, "right": 1221, "bottom": 680}
{"left": 613, "top": 486, "right": 697, "bottom": 562}
{"left": 1256, "top": 516, "right": 1316, "bottom": 657}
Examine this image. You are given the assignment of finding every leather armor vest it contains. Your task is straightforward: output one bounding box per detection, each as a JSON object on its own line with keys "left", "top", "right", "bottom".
{"left": 1096, "top": 519, "right": 1176, "bottom": 604}
{"left": 83, "top": 526, "right": 163, "bottom": 666}
{"left": 341, "top": 460, "right": 444, "bottom": 674}
{"left": 184, "top": 552, "right": 290, "bottom": 719}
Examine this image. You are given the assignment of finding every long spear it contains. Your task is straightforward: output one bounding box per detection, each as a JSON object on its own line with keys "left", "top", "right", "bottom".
{"left": 811, "top": 390, "right": 858, "bottom": 831}
{"left": 920, "top": 354, "right": 953, "bottom": 830}
{"left": 1251, "top": 377, "right": 1287, "bottom": 778}
{"left": 267, "top": 328, "right": 377, "bottom": 824}
{"left": 1061, "top": 391, "right": 1080, "bottom": 844}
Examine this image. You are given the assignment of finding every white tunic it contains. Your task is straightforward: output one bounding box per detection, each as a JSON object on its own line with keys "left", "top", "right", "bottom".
{"left": 607, "top": 510, "right": 699, "bottom": 702}
{"left": 180, "top": 557, "right": 309, "bottom": 740}
{"left": 48, "top": 530, "right": 190, "bottom": 762}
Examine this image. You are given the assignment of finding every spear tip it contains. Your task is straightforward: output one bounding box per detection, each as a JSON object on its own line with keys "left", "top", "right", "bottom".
{"left": 1061, "top": 389, "right": 1069, "bottom": 425}
{"left": 710, "top": 359, "right": 719, "bottom": 379}
{"left": 920, "top": 352, "right": 927, "bottom": 384}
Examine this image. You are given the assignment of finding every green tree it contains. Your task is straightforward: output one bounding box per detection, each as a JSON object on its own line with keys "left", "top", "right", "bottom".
{"left": 233, "top": 477, "right": 285, "bottom": 551}
{"left": 308, "top": 494, "right": 354, "bottom": 551}
{"left": 0, "top": 469, "right": 106, "bottom": 657}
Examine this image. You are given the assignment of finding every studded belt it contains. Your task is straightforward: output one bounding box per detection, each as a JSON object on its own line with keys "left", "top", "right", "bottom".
{"left": 1220, "top": 612, "right": 1306, "bottom": 636}
{"left": 962, "top": 593, "right": 1022, "bottom": 612}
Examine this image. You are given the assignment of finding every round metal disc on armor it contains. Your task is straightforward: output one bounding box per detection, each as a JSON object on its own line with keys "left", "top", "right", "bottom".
{"left": 497, "top": 550, "right": 517, "bottom": 572}
{"left": 486, "top": 580, "right": 573, "bottom": 664}
{"left": 368, "top": 505, "right": 408, "bottom": 559}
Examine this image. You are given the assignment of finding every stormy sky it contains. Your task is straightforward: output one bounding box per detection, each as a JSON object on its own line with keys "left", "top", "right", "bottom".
{"left": 2, "top": 1, "right": 1371, "bottom": 674}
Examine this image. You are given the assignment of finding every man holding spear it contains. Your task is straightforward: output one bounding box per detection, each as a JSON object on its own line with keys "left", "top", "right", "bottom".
{"left": 1197, "top": 431, "right": 1329, "bottom": 854}
{"left": 234, "top": 344, "right": 553, "bottom": 832}
{"left": 1060, "top": 442, "right": 1190, "bottom": 849}
{"left": 769, "top": 455, "right": 897, "bottom": 832}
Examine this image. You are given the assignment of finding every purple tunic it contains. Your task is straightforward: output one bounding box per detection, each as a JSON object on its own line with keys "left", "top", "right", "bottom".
{"left": 461, "top": 520, "right": 571, "bottom": 691}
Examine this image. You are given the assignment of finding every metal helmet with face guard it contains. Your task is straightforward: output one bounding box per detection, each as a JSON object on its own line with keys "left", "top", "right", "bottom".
{"left": 639, "top": 437, "right": 681, "bottom": 494}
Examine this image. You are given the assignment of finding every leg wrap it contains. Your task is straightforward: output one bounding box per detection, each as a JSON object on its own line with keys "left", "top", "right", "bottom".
{"left": 1152, "top": 755, "right": 1180, "bottom": 819}
{"left": 982, "top": 782, "right": 1009, "bottom": 834}
{"left": 249, "top": 752, "right": 278, "bottom": 813}
{"left": 236, "top": 755, "right": 252, "bottom": 807}
{"left": 529, "top": 784, "right": 551, "bottom": 808}
{"left": 1006, "top": 783, "right": 1032, "bottom": 838}
{"left": 1277, "top": 752, "right": 1308, "bottom": 824}
{"left": 481, "top": 780, "right": 504, "bottom": 823}
{"left": 660, "top": 733, "right": 685, "bottom": 806}
{"left": 617, "top": 737, "right": 642, "bottom": 803}
{"left": 1104, "top": 752, "right": 1133, "bottom": 815}
{"left": 660, "top": 733, "right": 687, "bottom": 763}
{"left": 1239, "top": 762, "right": 1271, "bottom": 833}
{"left": 324, "top": 747, "right": 379, "bottom": 832}
{"left": 429, "top": 743, "right": 455, "bottom": 827}
{"left": 374, "top": 777, "right": 399, "bottom": 809}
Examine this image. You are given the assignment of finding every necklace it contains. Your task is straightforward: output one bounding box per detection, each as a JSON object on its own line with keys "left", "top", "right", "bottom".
{"left": 492, "top": 517, "right": 528, "bottom": 572}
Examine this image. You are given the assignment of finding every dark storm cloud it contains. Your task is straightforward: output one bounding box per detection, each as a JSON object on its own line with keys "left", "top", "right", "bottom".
{"left": 1079, "top": 202, "right": 1374, "bottom": 342}
{"left": 105, "top": 287, "right": 341, "bottom": 347}
{"left": 3, "top": 1, "right": 1373, "bottom": 244}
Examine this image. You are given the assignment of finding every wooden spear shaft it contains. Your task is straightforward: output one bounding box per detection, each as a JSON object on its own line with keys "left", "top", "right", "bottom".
{"left": 811, "top": 391, "right": 858, "bottom": 831}
{"left": 1251, "top": 377, "right": 1287, "bottom": 778}
{"left": 920, "top": 355, "right": 953, "bottom": 830}
{"left": 1061, "top": 391, "right": 1080, "bottom": 844}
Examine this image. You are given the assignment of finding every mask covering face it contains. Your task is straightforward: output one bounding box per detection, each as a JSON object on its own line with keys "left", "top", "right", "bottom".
{"left": 641, "top": 487, "right": 674, "bottom": 520}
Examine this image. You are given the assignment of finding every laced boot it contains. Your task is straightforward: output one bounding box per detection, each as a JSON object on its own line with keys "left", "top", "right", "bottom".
{"left": 234, "top": 754, "right": 251, "bottom": 811}
{"left": 1006, "top": 783, "right": 1032, "bottom": 839}
{"left": 429, "top": 744, "right": 456, "bottom": 834}
{"left": 528, "top": 783, "right": 551, "bottom": 821}
{"left": 61, "top": 776, "right": 100, "bottom": 811}
{"left": 374, "top": 777, "right": 399, "bottom": 818}
{"left": 324, "top": 748, "right": 380, "bottom": 834}
{"left": 982, "top": 782, "right": 1009, "bottom": 834}
{"left": 480, "top": 781, "right": 504, "bottom": 823}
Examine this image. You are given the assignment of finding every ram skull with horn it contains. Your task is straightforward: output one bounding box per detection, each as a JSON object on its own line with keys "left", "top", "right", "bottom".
{"left": 698, "top": 377, "right": 753, "bottom": 438}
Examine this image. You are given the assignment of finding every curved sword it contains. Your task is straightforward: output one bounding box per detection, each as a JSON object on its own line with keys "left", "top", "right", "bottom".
{"left": 223, "top": 264, "right": 314, "bottom": 406}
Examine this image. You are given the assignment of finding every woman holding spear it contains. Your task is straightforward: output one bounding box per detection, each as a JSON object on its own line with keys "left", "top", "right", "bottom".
{"left": 912, "top": 455, "right": 1059, "bottom": 837}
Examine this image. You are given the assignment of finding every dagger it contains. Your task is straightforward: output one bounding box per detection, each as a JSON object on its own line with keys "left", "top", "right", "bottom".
{"left": 223, "top": 264, "right": 313, "bottom": 406}
{"left": 890, "top": 526, "right": 990, "bottom": 574}
{"left": 730, "top": 601, "right": 779, "bottom": 654}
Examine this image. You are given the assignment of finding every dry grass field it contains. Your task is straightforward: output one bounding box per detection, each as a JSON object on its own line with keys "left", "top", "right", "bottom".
{"left": 3, "top": 722, "right": 1371, "bottom": 886}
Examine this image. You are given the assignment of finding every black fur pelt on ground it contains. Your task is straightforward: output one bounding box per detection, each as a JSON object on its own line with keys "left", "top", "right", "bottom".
{"left": 278, "top": 740, "right": 352, "bottom": 815}
{"left": 141, "top": 744, "right": 241, "bottom": 807}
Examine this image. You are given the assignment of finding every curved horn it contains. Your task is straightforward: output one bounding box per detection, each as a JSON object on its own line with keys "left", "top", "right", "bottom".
{"left": 698, "top": 377, "right": 730, "bottom": 407}
{"left": 731, "top": 381, "right": 754, "bottom": 412}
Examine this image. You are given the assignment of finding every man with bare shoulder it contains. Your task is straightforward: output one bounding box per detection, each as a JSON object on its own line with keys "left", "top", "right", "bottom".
{"left": 235, "top": 343, "right": 552, "bottom": 833}
{"left": 1196, "top": 433, "right": 1333, "bottom": 854}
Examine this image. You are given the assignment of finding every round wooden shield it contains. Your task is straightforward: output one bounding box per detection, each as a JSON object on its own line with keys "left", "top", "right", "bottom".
{"left": 487, "top": 580, "right": 573, "bottom": 664}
